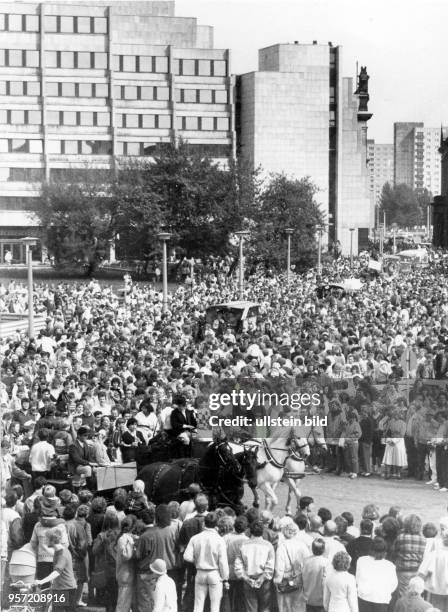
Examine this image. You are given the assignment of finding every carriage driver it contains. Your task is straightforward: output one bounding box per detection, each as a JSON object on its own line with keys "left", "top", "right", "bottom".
{"left": 68, "top": 425, "right": 98, "bottom": 489}
{"left": 170, "top": 395, "right": 198, "bottom": 458}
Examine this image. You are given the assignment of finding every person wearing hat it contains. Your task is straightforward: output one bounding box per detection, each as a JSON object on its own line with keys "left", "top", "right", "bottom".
{"left": 170, "top": 395, "right": 197, "bottom": 459}
{"left": 68, "top": 426, "right": 97, "bottom": 489}
{"left": 148, "top": 559, "right": 178, "bottom": 612}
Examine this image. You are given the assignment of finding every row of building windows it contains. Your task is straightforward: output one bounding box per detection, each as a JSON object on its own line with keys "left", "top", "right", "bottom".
{"left": 118, "top": 114, "right": 171, "bottom": 129}
{"left": 177, "top": 116, "right": 230, "bottom": 131}
{"left": 45, "top": 51, "right": 108, "bottom": 70}
{"left": 47, "top": 110, "right": 110, "bottom": 127}
{"left": 0, "top": 13, "right": 39, "bottom": 32}
{"left": 0, "top": 139, "right": 43, "bottom": 153}
{"left": 116, "top": 114, "right": 228, "bottom": 131}
{"left": 0, "top": 49, "right": 40, "bottom": 68}
{"left": 4, "top": 167, "right": 44, "bottom": 181}
{"left": 0, "top": 109, "right": 42, "bottom": 125}
{"left": 173, "top": 58, "right": 227, "bottom": 77}
{"left": 111, "top": 56, "right": 227, "bottom": 77}
{"left": 0, "top": 138, "right": 231, "bottom": 156}
{"left": 0, "top": 49, "right": 228, "bottom": 76}
{"left": 46, "top": 82, "right": 109, "bottom": 98}
{"left": 0, "top": 138, "right": 112, "bottom": 154}
{"left": 45, "top": 15, "right": 107, "bottom": 34}
{"left": 175, "top": 88, "right": 228, "bottom": 104}
{"left": 0, "top": 80, "right": 230, "bottom": 106}
{"left": 47, "top": 140, "right": 112, "bottom": 155}
{"left": 0, "top": 14, "right": 108, "bottom": 34}
{"left": 114, "top": 85, "right": 170, "bottom": 101}
{"left": 112, "top": 55, "right": 168, "bottom": 74}
{"left": 0, "top": 81, "right": 41, "bottom": 96}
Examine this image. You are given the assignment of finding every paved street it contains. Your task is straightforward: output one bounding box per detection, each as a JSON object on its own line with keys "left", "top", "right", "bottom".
{"left": 243, "top": 473, "right": 448, "bottom": 525}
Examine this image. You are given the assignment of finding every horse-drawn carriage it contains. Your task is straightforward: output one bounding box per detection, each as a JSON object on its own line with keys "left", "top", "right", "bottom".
{"left": 206, "top": 301, "right": 259, "bottom": 332}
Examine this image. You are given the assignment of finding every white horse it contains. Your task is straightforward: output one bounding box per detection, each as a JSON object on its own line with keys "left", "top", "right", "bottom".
{"left": 277, "top": 443, "right": 310, "bottom": 515}
{"left": 247, "top": 428, "right": 310, "bottom": 512}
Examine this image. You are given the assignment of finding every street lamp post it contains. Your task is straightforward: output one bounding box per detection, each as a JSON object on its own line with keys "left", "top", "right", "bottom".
{"left": 284, "top": 228, "right": 294, "bottom": 284}
{"left": 316, "top": 225, "right": 323, "bottom": 276}
{"left": 157, "top": 232, "right": 171, "bottom": 313}
{"left": 349, "top": 228, "right": 355, "bottom": 269}
{"left": 190, "top": 257, "right": 195, "bottom": 295}
{"left": 235, "top": 231, "right": 250, "bottom": 300}
{"left": 22, "top": 237, "right": 38, "bottom": 338}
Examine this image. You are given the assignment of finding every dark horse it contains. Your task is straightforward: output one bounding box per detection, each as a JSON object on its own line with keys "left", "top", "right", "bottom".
{"left": 137, "top": 441, "right": 258, "bottom": 512}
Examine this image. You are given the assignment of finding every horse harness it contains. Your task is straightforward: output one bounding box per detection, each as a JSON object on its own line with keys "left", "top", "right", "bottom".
{"left": 255, "top": 438, "right": 308, "bottom": 471}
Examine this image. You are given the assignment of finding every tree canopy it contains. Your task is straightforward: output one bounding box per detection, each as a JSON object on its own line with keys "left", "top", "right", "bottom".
{"left": 36, "top": 141, "right": 322, "bottom": 271}
{"left": 379, "top": 182, "right": 424, "bottom": 227}
{"left": 246, "top": 174, "right": 323, "bottom": 272}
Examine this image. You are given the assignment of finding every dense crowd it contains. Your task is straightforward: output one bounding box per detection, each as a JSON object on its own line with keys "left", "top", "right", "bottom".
{"left": 2, "top": 482, "right": 448, "bottom": 612}
{"left": 2, "top": 255, "right": 448, "bottom": 611}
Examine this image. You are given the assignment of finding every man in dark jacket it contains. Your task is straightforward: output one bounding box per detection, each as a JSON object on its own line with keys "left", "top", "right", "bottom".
{"left": 135, "top": 507, "right": 157, "bottom": 612}
{"left": 68, "top": 426, "right": 97, "bottom": 488}
{"left": 170, "top": 395, "right": 197, "bottom": 458}
{"left": 346, "top": 519, "right": 373, "bottom": 574}
{"left": 359, "top": 404, "right": 375, "bottom": 476}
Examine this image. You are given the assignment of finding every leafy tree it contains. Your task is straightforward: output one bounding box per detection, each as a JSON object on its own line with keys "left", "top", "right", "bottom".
{"left": 142, "top": 140, "right": 254, "bottom": 256}
{"left": 38, "top": 170, "right": 115, "bottom": 267}
{"left": 380, "top": 182, "right": 423, "bottom": 227}
{"left": 111, "top": 162, "right": 165, "bottom": 259}
{"left": 247, "top": 173, "right": 324, "bottom": 272}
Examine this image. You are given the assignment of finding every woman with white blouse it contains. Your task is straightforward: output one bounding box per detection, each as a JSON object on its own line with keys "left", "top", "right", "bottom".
{"left": 324, "top": 551, "right": 358, "bottom": 612}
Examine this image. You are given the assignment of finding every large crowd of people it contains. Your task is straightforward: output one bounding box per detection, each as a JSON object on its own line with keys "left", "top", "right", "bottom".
{"left": 1, "top": 253, "right": 448, "bottom": 611}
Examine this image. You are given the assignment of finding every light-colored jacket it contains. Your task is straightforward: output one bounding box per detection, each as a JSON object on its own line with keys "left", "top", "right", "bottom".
{"left": 116, "top": 533, "right": 136, "bottom": 585}
{"left": 323, "top": 570, "right": 358, "bottom": 612}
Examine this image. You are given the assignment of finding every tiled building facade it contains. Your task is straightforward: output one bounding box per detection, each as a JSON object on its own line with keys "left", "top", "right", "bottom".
{"left": 394, "top": 123, "right": 441, "bottom": 195}
{"left": 0, "top": 0, "right": 235, "bottom": 251}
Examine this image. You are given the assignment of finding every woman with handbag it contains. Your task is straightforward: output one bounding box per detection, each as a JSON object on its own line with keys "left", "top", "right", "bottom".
{"left": 91, "top": 513, "right": 120, "bottom": 612}
{"left": 274, "top": 521, "right": 309, "bottom": 612}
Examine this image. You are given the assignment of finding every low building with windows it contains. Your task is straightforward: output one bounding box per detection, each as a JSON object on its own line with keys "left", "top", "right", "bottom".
{"left": 0, "top": 0, "right": 235, "bottom": 254}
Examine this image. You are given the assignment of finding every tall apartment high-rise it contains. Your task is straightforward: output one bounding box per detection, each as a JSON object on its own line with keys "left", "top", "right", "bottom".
{"left": 237, "top": 42, "right": 373, "bottom": 255}
{"left": 367, "top": 139, "right": 394, "bottom": 211}
{"left": 0, "top": 0, "right": 235, "bottom": 259}
{"left": 394, "top": 122, "right": 441, "bottom": 195}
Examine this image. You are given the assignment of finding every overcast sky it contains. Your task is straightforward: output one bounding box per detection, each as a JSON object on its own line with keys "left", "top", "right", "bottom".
{"left": 176, "top": 0, "right": 448, "bottom": 143}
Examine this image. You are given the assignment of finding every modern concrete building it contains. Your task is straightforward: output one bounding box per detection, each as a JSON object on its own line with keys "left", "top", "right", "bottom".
{"left": 393, "top": 122, "right": 423, "bottom": 188}
{"left": 432, "top": 128, "right": 448, "bottom": 247}
{"left": 0, "top": 0, "right": 235, "bottom": 260}
{"left": 394, "top": 122, "right": 441, "bottom": 195}
{"left": 237, "top": 42, "right": 373, "bottom": 255}
{"left": 413, "top": 126, "right": 442, "bottom": 195}
{"left": 367, "top": 139, "right": 394, "bottom": 211}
